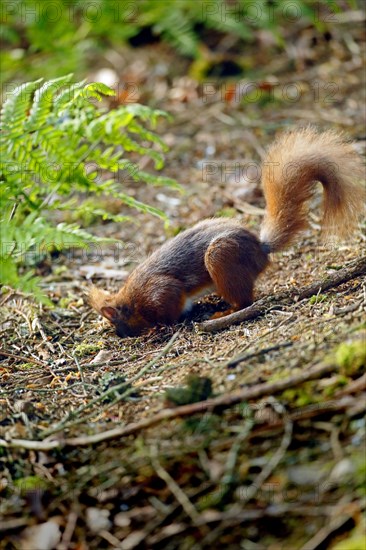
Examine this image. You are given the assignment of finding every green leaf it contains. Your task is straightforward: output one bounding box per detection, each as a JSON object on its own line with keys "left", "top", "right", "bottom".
{"left": 26, "top": 74, "right": 73, "bottom": 131}
{"left": 82, "top": 82, "right": 116, "bottom": 102}
{"left": 1, "top": 79, "right": 42, "bottom": 138}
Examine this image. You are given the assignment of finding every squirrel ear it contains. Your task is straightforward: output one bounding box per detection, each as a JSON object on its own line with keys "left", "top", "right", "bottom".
{"left": 101, "top": 306, "right": 118, "bottom": 322}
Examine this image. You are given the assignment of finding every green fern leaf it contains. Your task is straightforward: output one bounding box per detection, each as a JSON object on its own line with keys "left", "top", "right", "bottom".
{"left": 1, "top": 79, "right": 42, "bottom": 138}
{"left": 26, "top": 74, "right": 73, "bottom": 131}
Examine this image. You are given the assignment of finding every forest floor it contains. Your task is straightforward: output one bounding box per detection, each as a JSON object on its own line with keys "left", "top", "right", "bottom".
{"left": 1, "top": 14, "right": 366, "bottom": 550}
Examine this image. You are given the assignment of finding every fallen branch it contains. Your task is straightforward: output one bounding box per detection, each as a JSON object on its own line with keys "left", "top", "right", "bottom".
{"left": 0, "top": 350, "right": 46, "bottom": 367}
{"left": 197, "top": 256, "right": 366, "bottom": 333}
{"left": 0, "top": 359, "right": 336, "bottom": 451}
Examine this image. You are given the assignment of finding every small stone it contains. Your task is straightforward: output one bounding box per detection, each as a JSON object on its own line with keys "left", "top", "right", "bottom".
{"left": 90, "top": 350, "right": 114, "bottom": 364}
{"left": 20, "top": 520, "right": 61, "bottom": 550}
{"left": 287, "top": 465, "right": 324, "bottom": 486}
{"left": 86, "top": 507, "right": 111, "bottom": 533}
{"left": 114, "top": 512, "right": 131, "bottom": 528}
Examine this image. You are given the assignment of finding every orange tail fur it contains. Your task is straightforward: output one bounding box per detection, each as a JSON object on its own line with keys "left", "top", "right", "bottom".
{"left": 260, "top": 126, "right": 365, "bottom": 251}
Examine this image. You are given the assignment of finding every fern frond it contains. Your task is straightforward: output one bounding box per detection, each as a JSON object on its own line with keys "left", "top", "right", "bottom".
{"left": 1, "top": 75, "right": 178, "bottom": 301}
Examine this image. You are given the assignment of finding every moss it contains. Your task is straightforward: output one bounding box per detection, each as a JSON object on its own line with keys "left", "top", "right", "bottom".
{"left": 334, "top": 339, "right": 366, "bottom": 375}
{"left": 322, "top": 375, "right": 348, "bottom": 397}
{"left": 165, "top": 375, "right": 213, "bottom": 407}
{"left": 58, "top": 297, "right": 74, "bottom": 308}
{"left": 73, "top": 342, "right": 104, "bottom": 357}
{"left": 14, "top": 476, "right": 47, "bottom": 494}
{"left": 282, "top": 383, "right": 321, "bottom": 407}
{"left": 268, "top": 368, "right": 294, "bottom": 382}
{"left": 309, "top": 293, "right": 328, "bottom": 305}
{"left": 18, "top": 363, "right": 35, "bottom": 370}
{"left": 53, "top": 265, "right": 68, "bottom": 276}
{"left": 326, "top": 264, "right": 343, "bottom": 270}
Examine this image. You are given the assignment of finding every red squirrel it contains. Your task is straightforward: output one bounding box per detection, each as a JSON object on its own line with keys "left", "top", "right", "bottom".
{"left": 90, "top": 127, "right": 365, "bottom": 337}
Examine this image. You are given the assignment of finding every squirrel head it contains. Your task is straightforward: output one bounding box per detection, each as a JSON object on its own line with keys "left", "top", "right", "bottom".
{"left": 89, "top": 287, "right": 150, "bottom": 337}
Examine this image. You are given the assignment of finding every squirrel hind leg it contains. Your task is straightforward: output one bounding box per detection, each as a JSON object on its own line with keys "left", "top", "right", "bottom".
{"left": 204, "top": 234, "right": 267, "bottom": 311}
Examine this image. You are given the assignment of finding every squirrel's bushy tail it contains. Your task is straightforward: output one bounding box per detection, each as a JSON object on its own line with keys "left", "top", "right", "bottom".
{"left": 260, "top": 126, "right": 365, "bottom": 252}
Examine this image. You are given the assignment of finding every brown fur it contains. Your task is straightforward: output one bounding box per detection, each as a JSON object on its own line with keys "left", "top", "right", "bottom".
{"left": 205, "top": 233, "right": 269, "bottom": 309}
{"left": 90, "top": 127, "right": 365, "bottom": 337}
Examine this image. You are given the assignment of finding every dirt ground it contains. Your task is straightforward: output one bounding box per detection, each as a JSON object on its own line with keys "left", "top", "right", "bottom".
{"left": 1, "top": 13, "right": 366, "bottom": 550}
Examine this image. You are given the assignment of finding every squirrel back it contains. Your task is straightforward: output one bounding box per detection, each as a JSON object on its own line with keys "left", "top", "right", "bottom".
{"left": 260, "top": 126, "right": 365, "bottom": 251}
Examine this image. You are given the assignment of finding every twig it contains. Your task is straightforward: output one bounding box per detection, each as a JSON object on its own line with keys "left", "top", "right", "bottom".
{"left": 0, "top": 349, "right": 46, "bottom": 367}
{"left": 0, "top": 359, "right": 336, "bottom": 451}
{"left": 150, "top": 444, "right": 201, "bottom": 525}
{"left": 240, "top": 402, "right": 293, "bottom": 505}
{"left": 221, "top": 419, "right": 254, "bottom": 486}
{"left": 100, "top": 530, "right": 123, "bottom": 548}
{"left": 0, "top": 437, "right": 60, "bottom": 451}
{"left": 58, "top": 511, "right": 78, "bottom": 550}
{"left": 33, "top": 315, "right": 55, "bottom": 353}
{"left": 72, "top": 353, "right": 87, "bottom": 397}
{"left": 14, "top": 307, "right": 33, "bottom": 334}
{"left": 0, "top": 382, "right": 96, "bottom": 396}
{"left": 227, "top": 341, "right": 293, "bottom": 369}
{"left": 332, "top": 299, "right": 363, "bottom": 315}
{"left": 198, "top": 256, "right": 366, "bottom": 332}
